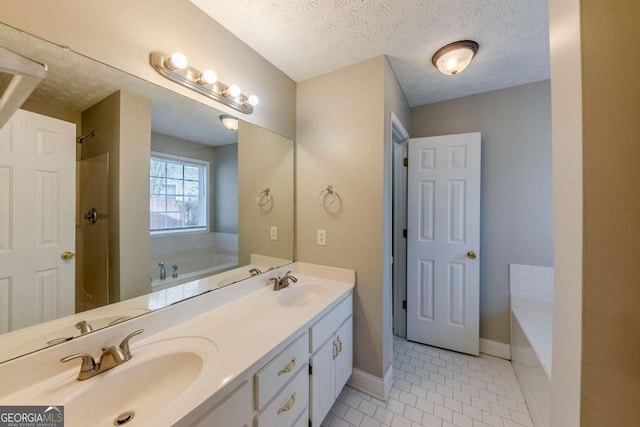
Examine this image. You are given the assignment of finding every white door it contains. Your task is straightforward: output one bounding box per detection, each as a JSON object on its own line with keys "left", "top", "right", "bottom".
{"left": 406, "top": 133, "right": 481, "bottom": 355}
{"left": 0, "top": 109, "right": 76, "bottom": 333}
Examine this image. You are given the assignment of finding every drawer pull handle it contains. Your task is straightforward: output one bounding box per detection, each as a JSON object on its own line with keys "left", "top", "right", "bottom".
{"left": 278, "top": 359, "right": 296, "bottom": 376}
{"left": 337, "top": 337, "right": 343, "bottom": 354}
{"left": 333, "top": 341, "right": 338, "bottom": 359}
{"left": 277, "top": 393, "right": 296, "bottom": 415}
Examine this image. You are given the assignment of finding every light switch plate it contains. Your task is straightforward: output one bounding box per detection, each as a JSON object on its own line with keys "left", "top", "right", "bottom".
{"left": 270, "top": 226, "right": 278, "bottom": 240}
{"left": 317, "top": 229, "right": 326, "bottom": 246}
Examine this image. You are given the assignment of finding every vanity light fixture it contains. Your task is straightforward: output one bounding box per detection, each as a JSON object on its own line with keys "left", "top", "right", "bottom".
{"left": 219, "top": 114, "right": 239, "bottom": 131}
{"left": 149, "top": 51, "right": 259, "bottom": 114}
{"left": 432, "top": 40, "right": 479, "bottom": 76}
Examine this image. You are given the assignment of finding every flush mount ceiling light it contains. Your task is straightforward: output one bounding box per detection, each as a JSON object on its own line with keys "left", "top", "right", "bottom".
{"left": 219, "top": 114, "right": 239, "bottom": 131}
{"left": 432, "top": 40, "right": 479, "bottom": 76}
{"left": 150, "top": 51, "right": 259, "bottom": 114}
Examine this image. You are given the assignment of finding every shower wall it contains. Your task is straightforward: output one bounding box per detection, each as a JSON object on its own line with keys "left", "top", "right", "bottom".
{"left": 75, "top": 154, "right": 109, "bottom": 312}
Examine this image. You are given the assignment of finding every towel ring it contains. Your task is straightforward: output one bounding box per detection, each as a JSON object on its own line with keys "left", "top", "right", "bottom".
{"left": 257, "top": 188, "right": 272, "bottom": 206}
{"left": 317, "top": 185, "right": 337, "bottom": 207}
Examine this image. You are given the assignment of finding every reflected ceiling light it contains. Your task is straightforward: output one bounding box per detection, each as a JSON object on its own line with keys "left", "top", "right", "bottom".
{"left": 150, "top": 51, "right": 258, "bottom": 114}
{"left": 197, "top": 69, "right": 217, "bottom": 85}
{"left": 247, "top": 95, "right": 259, "bottom": 107}
{"left": 166, "top": 52, "right": 188, "bottom": 70}
{"left": 432, "top": 40, "right": 479, "bottom": 76}
{"left": 219, "top": 114, "right": 238, "bottom": 131}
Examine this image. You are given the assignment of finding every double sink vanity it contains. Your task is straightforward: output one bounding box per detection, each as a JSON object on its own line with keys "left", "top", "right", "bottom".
{"left": 0, "top": 263, "right": 355, "bottom": 426}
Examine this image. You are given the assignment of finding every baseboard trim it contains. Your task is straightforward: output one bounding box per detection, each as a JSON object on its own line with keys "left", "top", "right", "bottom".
{"left": 347, "top": 365, "right": 393, "bottom": 401}
{"left": 480, "top": 338, "right": 511, "bottom": 360}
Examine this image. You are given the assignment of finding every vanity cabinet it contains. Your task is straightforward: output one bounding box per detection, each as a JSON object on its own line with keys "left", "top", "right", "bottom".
{"left": 189, "top": 381, "right": 253, "bottom": 427}
{"left": 309, "top": 296, "right": 353, "bottom": 427}
{"left": 255, "top": 332, "right": 309, "bottom": 427}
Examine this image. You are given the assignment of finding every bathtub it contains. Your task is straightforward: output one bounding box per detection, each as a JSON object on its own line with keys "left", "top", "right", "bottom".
{"left": 509, "top": 263, "right": 553, "bottom": 427}
{"left": 151, "top": 253, "right": 238, "bottom": 290}
{"left": 511, "top": 297, "right": 552, "bottom": 427}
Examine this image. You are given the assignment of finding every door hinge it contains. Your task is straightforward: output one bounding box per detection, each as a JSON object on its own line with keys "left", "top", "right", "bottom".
{"left": 309, "top": 365, "right": 312, "bottom": 375}
{"left": 402, "top": 300, "right": 407, "bottom": 310}
{"left": 402, "top": 229, "right": 407, "bottom": 238}
{"left": 403, "top": 157, "right": 408, "bottom": 167}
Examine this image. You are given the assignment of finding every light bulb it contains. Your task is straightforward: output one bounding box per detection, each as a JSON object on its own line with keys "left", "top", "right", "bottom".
{"left": 198, "top": 69, "right": 217, "bottom": 85}
{"left": 445, "top": 57, "right": 458, "bottom": 70}
{"left": 226, "top": 84, "right": 241, "bottom": 98}
{"left": 247, "top": 95, "right": 259, "bottom": 106}
{"left": 167, "top": 52, "right": 188, "bottom": 70}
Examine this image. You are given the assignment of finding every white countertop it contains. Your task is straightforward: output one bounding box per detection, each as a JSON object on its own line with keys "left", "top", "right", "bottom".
{"left": 0, "top": 263, "right": 355, "bottom": 426}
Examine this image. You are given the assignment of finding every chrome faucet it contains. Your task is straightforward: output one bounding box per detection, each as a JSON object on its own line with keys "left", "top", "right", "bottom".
{"left": 249, "top": 268, "right": 262, "bottom": 276}
{"left": 158, "top": 262, "right": 166, "bottom": 280}
{"left": 269, "top": 271, "right": 298, "bottom": 291}
{"left": 75, "top": 320, "right": 94, "bottom": 334}
{"left": 61, "top": 329, "right": 144, "bottom": 380}
{"left": 171, "top": 264, "right": 178, "bottom": 278}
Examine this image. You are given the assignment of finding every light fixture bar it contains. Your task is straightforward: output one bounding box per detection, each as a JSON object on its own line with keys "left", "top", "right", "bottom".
{"left": 149, "top": 51, "right": 254, "bottom": 114}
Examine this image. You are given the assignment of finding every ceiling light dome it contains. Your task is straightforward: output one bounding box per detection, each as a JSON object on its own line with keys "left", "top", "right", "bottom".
{"left": 219, "top": 114, "right": 238, "bottom": 131}
{"left": 432, "top": 40, "right": 479, "bottom": 76}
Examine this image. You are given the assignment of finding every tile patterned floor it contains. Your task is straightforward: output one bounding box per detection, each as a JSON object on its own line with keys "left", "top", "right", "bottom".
{"left": 322, "top": 336, "right": 533, "bottom": 427}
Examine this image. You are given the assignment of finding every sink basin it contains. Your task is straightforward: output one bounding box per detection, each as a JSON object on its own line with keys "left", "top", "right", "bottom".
{"left": 277, "top": 284, "right": 329, "bottom": 307}
{"left": 26, "top": 336, "right": 218, "bottom": 426}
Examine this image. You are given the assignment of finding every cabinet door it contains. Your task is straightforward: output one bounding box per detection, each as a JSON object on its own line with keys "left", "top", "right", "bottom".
{"left": 189, "top": 381, "right": 252, "bottom": 427}
{"left": 310, "top": 336, "right": 336, "bottom": 427}
{"left": 335, "top": 316, "right": 353, "bottom": 393}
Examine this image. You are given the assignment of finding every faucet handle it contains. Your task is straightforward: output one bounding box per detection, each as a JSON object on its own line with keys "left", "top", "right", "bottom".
{"left": 119, "top": 329, "right": 144, "bottom": 359}
{"left": 75, "top": 320, "right": 94, "bottom": 334}
{"left": 61, "top": 353, "right": 96, "bottom": 373}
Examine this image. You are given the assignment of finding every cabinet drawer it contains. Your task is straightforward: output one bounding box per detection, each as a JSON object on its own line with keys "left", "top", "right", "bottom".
{"left": 255, "top": 366, "right": 309, "bottom": 427}
{"left": 255, "top": 332, "right": 308, "bottom": 409}
{"left": 310, "top": 294, "right": 352, "bottom": 353}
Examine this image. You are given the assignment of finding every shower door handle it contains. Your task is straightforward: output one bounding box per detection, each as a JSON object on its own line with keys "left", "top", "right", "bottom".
{"left": 84, "top": 208, "right": 98, "bottom": 224}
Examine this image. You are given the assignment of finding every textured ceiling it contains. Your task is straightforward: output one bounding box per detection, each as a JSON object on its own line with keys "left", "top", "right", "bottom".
{"left": 191, "top": 0, "right": 550, "bottom": 106}
{"left": 0, "top": 23, "right": 237, "bottom": 146}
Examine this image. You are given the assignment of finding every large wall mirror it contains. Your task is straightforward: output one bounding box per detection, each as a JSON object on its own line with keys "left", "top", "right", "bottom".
{"left": 0, "top": 22, "right": 294, "bottom": 363}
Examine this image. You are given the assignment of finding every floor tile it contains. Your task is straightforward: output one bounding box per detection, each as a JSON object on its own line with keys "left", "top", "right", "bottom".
{"left": 322, "top": 337, "right": 533, "bottom": 427}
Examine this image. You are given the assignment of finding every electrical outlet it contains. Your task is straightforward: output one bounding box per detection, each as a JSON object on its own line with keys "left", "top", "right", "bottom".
{"left": 317, "top": 229, "right": 327, "bottom": 246}
{"left": 270, "top": 226, "right": 278, "bottom": 240}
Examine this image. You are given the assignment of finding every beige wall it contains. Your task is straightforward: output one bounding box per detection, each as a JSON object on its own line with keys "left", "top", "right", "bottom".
{"left": 214, "top": 144, "right": 239, "bottom": 234}
{"left": 81, "top": 91, "right": 151, "bottom": 303}
{"left": 411, "top": 81, "right": 553, "bottom": 345}
{"left": 297, "top": 56, "right": 409, "bottom": 380}
{"left": 548, "top": 0, "right": 583, "bottom": 425}
{"left": 118, "top": 91, "right": 151, "bottom": 300}
{"left": 0, "top": 0, "right": 296, "bottom": 139}
{"left": 238, "top": 122, "right": 294, "bottom": 265}
{"left": 579, "top": 1, "right": 640, "bottom": 425}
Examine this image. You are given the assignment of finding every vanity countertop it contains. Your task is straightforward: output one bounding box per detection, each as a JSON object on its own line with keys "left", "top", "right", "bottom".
{"left": 0, "top": 263, "right": 355, "bottom": 426}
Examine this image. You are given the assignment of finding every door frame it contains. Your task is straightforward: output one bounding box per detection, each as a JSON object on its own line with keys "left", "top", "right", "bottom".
{"left": 387, "top": 112, "right": 409, "bottom": 339}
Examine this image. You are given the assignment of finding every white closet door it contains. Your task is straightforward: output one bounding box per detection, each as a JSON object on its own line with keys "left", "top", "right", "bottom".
{"left": 406, "top": 133, "right": 481, "bottom": 355}
{"left": 0, "top": 109, "right": 76, "bottom": 332}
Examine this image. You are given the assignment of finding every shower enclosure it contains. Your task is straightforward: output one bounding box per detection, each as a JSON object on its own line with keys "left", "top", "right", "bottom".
{"left": 75, "top": 153, "right": 109, "bottom": 312}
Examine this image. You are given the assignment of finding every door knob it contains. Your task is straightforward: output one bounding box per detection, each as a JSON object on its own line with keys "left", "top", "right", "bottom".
{"left": 60, "top": 251, "right": 76, "bottom": 261}
{"left": 466, "top": 251, "right": 477, "bottom": 260}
